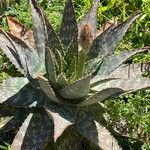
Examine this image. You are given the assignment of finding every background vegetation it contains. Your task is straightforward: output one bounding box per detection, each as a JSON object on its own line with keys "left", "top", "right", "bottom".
{"left": 0, "top": 0, "right": 150, "bottom": 149}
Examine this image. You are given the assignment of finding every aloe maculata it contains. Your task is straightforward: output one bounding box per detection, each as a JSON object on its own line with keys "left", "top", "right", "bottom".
{"left": 0, "top": 0, "right": 150, "bottom": 149}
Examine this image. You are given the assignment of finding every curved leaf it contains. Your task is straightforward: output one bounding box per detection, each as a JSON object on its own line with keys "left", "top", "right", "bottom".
{"left": 38, "top": 75, "right": 60, "bottom": 103}
{"left": 0, "top": 77, "right": 28, "bottom": 104}
{"left": 46, "top": 109, "right": 73, "bottom": 141}
{"left": 0, "top": 77, "right": 45, "bottom": 107}
{"left": 88, "top": 12, "right": 141, "bottom": 60}
{"left": 92, "top": 47, "right": 149, "bottom": 83}
{"left": 0, "top": 112, "right": 28, "bottom": 134}
{"left": 0, "top": 30, "right": 45, "bottom": 78}
{"left": 56, "top": 126, "right": 82, "bottom": 150}
{"left": 78, "top": 88, "right": 124, "bottom": 106}
{"left": 60, "top": 75, "right": 91, "bottom": 100}
{"left": 29, "top": 0, "right": 63, "bottom": 60}
{"left": 45, "top": 100, "right": 76, "bottom": 141}
{"left": 75, "top": 108, "right": 121, "bottom": 150}
{"left": 92, "top": 78, "right": 150, "bottom": 94}
{"left": 11, "top": 111, "right": 53, "bottom": 150}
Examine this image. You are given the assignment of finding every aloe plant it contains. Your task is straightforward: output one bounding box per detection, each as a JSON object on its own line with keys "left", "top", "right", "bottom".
{"left": 0, "top": 0, "right": 150, "bottom": 149}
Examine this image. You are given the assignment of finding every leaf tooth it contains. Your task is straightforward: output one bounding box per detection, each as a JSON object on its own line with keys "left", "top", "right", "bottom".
{"left": 37, "top": 75, "right": 60, "bottom": 103}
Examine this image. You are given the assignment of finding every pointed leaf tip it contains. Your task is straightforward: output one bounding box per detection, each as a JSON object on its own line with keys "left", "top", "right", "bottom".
{"left": 89, "top": 12, "right": 142, "bottom": 60}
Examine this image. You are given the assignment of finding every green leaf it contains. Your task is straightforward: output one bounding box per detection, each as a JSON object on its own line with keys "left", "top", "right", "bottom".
{"left": 0, "top": 77, "right": 45, "bottom": 107}
{"left": 46, "top": 109, "right": 73, "bottom": 141}
{"left": 88, "top": 12, "right": 141, "bottom": 60}
{"left": 0, "top": 112, "right": 28, "bottom": 134}
{"left": 92, "top": 78, "right": 150, "bottom": 94}
{"left": 78, "top": 88, "right": 124, "bottom": 106}
{"left": 60, "top": 75, "right": 91, "bottom": 100}
{"left": 0, "top": 77, "right": 28, "bottom": 104}
{"left": 0, "top": 29, "right": 23, "bottom": 74}
{"left": 0, "top": 104, "right": 26, "bottom": 117}
{"left": 75, "top": 108, "right": 121, "bottom": 150}
{"left": 59, "top": 0, "right": 78, "bottom": 63}
{"left": 79, "top": 0, "right": 99, "bottom": 38}
{"left": 0, "top": 30, "right": 45, "bottom": 78}
{"left": 92, "top": 47, "right": 149, "bottom": 83}
{"left": 45, "top": 100, "right": 76, "bottom": 141}
{"left": 45, "top": 47, "right": 57, "bottom": 86}
{"left": 38, "top": 75, "right": 60, "bottom": 103}
{"left": 56, "top": 126, "right": 82, "bottom": 150}
{"left": 45, "top": 100, "right": 76, "bottom": 124}
{"left": 109, "top": 63, "right": 150, "bottom": 79}
{"left": 29, "top": 0, "right": 63, "bottom": 60}
{"left": 11, "top": 111, "right": 53, "bottom": 150}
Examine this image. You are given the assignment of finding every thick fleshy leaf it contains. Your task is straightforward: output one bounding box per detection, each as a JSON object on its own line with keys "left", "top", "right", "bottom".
{"left": 60, "top": 75, "right": 91, "bottom": 100}
{"left": 56, "top": 126, "right": 82, "bottom": 150}
{"left": 46, "top": 109, "right": 73, "bottom": 141}
{"left": 0, "top": 30, "right": 45, "bottom": 78}
{"left": 0, "top": 112, "right": 28, "bottom": 134}
{"left": 29, "top": 0, "right": 63, "bottom": 60}
{"left": 6, "top": 16, "right": 35, "bottom": 48}
{"left": 0, "top": 77, "right": 44, "bottom": 107}
{"left": 45, "top": 100, "right": 76, "bottom": 124}
{"left": 78, "top": 88, "right": 124, "bottom": 106}
{"left": 38, "top": 75, "right": 60, "bottom": 103}
{"left": 11, "top": 111, "right": 53, "bottom": 150}
{"left": 0, "top": 29, "right": 23, "bottom": 73}
{"left": 60, "top": 0, "right": 78, "bottom": 51}
{"left": 88, "top": 12, "right": 141, "bottom": 60}
{"left": 109, "top": 63, "right": 150, "bottom": 79}
{"left": 0, "top": 104, "right": 26, "bottom": 117}
{"left": 92, "top": 78, "right": 150, "bottom": 93}
{"left": 0, "top": 77, "right": 28, "bottom": 104}
{"left": 45, "top": 47, "right": 57, "bottom": 86}
{"left": 75, "top": 108, "right": 121, "bottom": 150}
{"left": 79, "top": 0, "right": 99, "bottom": 38}
{"left": 92, "top": 48, "right": 149, "bottom": 83}
{"left": 45, "top": 100, "right": 76, "bottom": 141}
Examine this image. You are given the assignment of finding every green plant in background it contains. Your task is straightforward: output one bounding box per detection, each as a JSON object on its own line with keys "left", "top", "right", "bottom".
{"left": 0, "top": 0, "right": 150, "bottom": 150}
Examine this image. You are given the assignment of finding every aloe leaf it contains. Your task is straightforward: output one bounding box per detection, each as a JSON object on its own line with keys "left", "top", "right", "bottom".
{"left": 45, "top": 100, "right": 76, "bottom": 141}
{"left": 92, "top": 48, "right": 149, "bottom": 83}
{"left": 75, "top": 108, "right": 121, "bottom": 150}
{"left": 109, "top": 63, "right": 150, "bottom": 79}
{"left": 79, "top": 0, "right": 99, "bottom": 38}
{"left": 0, "top": 77, "right": 45, "bottom": 107}
{"left": 88, "top": 12, "right": 141, "bottom": 60}
{"left": 38, "top": 76, "right": 60, "bottom": 103}
{"left": 45, "top": 100, "right": 76, "bottom": 123}
{"left": 56, "top": 126, "right": 82, "bottom": 150}
{"left": 29, "top": 0, "right": 63, "bottom": 60}
{"left": 78, "top": 88, "right": 124, "bottom": 106}
{"left": 11, "top": 111, "right": 53, "bottom": 150}
{"left": 60, "top": 75, "right": 91, "bottom": 100}
{"left": 0, "top": 77, "right": 28, "bottom": 104}
{"left": 0, "top": 104, "right": 26, "bottom": 117}
{"left": 59, "top": 0, "right": 78, "bottom": 61}
{"left": 0, "top": 112, "right": 28, "bottom": 134}
{"left": 45, "top": 47, "right": 57, "bottom": 86}
{"left": 46, "top": 109, "right": 73, "bottom": 141}
{"left": 92, "top": 78, "right": 150, "bottom": 94}
{"left": 0, "top": 30, "right": 45, "bottom": 78}
{"left": 0, "top": 29, "right": 23, "bottom": 74}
